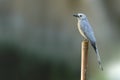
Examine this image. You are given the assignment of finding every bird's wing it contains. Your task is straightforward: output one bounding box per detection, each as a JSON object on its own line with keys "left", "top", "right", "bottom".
{"left": 80, "top": 19, "right": 96, "bottom": 42}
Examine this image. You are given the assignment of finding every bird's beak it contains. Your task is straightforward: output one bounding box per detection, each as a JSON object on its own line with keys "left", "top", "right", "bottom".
{"left": 73, "top": 14, "right": 79, "bottom": 17}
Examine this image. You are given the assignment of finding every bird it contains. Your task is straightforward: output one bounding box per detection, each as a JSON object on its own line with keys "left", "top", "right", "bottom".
{"left": 73, "top": 13, "right": 103, "bottom": 70}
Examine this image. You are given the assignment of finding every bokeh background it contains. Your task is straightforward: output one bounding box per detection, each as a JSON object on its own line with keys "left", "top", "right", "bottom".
{"left": 0, "top": 0, "right": 120, "bottom": 80}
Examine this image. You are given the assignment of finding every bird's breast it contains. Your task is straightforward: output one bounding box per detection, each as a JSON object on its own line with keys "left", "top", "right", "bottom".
{"left": 77, "top": 21, "right": 87, "bottom": 39}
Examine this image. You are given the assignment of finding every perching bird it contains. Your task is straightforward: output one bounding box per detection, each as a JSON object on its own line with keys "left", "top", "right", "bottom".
{"left": 73, "top": 13, "right": 103, "bottom": 70}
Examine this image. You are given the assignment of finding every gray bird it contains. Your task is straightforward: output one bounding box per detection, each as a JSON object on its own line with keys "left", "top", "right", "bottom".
{"left": 73, "top": 13, "right": 103, "bottom": 70}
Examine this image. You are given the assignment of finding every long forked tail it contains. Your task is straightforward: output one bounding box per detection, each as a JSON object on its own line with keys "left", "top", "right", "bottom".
{"left": 91, "top": 42, "right": 103, "bottom": 71}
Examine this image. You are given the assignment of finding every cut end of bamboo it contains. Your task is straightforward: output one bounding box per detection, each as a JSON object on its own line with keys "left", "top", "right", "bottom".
{"left": 82, "top": 40, "right": 89, "bottom": 48}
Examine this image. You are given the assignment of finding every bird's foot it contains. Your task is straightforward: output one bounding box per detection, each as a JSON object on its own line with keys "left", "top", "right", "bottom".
{"left": 83, "top": 39, "right": 88, "bottom": 42}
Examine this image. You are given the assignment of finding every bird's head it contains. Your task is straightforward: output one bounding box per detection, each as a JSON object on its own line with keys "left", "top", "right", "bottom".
{"left": 73, "top": 13, "right": 87, "bottom": 20}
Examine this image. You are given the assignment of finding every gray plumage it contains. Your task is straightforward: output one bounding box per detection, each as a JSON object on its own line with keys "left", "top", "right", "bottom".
{"left": 73, "top": 13, "right": 103, "bottom": 70}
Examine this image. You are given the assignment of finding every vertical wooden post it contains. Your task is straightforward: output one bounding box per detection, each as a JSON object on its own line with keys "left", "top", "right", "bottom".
{"left": 81, "top": 40, "right": 89, "bottom": 80}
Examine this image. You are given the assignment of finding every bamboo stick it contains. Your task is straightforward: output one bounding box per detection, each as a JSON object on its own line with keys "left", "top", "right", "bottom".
{"left": 81, "top": 40, "right": 89, "bottom": 80}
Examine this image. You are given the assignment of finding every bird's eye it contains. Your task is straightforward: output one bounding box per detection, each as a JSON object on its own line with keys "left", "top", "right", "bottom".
{"left": 80, "top": 15, "right": 82, "bottom": 17}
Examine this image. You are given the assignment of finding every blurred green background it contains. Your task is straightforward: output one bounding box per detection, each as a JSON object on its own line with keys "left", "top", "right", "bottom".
{"left": 0, "top": 0, "right": 120, "bottom": 80}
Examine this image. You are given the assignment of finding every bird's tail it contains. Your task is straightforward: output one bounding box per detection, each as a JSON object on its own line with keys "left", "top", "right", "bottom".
{"left": 91, "top": 42, "right": 103, "bottom": 71}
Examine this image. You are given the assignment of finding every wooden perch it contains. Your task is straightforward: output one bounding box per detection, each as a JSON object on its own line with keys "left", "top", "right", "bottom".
{"left": 81, "top": 40, "right": 89, "bottom": 80}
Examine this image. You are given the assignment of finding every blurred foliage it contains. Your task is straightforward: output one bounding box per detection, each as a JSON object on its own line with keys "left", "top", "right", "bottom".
{"left": 0, "top": 41, "right": 79, "bottom": 80}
